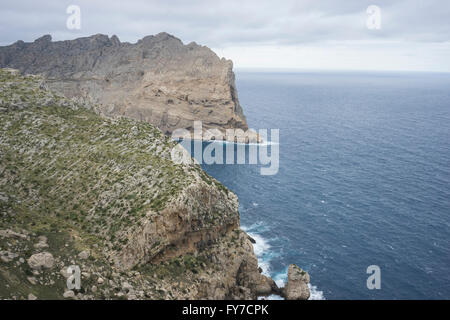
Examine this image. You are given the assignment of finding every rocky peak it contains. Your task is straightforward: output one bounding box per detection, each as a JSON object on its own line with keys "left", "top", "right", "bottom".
{"left": 110, "top": 35, "right": 121, "bottom": 46}
{"left": 0, "top": 33, "right": 249, "bottom": 138}
{"left": 34, "top": 34, "right": 52, "bottom": 43}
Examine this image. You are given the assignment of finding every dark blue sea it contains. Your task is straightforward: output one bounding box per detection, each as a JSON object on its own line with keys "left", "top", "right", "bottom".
{"left": 194, "top": 71, "right": 450, "bottom": 299}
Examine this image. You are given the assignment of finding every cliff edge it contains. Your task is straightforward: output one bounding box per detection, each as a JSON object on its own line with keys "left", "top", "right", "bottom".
{"left": 0, "top": 33, "right": 248, "bottom": 140}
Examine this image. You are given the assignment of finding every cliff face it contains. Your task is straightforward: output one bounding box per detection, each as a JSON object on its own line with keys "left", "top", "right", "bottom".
{"left": 0, "top": 68, "right": 275, "bottom": 299}
{"left": 0, "top": 33, "right": 248, "bottom": 138}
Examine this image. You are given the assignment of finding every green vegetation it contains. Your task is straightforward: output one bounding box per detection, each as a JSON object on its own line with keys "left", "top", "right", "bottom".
{"left": 139, "top": 253, "right": 209, "bottom": 280}
{"left": 0, "top": 68, "right": 236, "bottom": 300}
{"left": 0, "top": 68, "right": 196, "bottom": 253}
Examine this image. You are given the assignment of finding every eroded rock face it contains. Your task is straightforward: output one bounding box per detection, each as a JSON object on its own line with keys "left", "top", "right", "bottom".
{"left": 116, "top": 182, "right": 240, "bottom": 270}
{"left": 0, "top": 33, "right": 248, "bottom": 138}
{"left": 283, "top": 264, "right": 310, "bottom": 300}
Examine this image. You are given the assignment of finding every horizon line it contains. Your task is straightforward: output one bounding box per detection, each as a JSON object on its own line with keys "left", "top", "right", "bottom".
{"left": 234, "top": 67, "right": 450, "bottom": 74}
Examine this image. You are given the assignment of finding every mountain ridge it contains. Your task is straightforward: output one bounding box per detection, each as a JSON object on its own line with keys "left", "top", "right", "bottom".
{"left": 0, "top": 33, "right": 249, "bottom": 140}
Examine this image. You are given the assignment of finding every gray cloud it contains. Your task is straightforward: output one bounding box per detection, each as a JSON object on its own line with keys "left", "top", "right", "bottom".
{"left": 1, "top": 0, "right": 450, "bottom": 47}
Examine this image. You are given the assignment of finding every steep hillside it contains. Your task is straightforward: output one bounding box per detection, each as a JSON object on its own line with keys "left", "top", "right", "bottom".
{"left": 0, "top": 68, "right": 278, "bottom": 299}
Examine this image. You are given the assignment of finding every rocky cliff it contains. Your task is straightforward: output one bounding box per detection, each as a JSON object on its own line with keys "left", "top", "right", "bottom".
{"left": 0, "top": 33, "right": 248, "bottom": 140}
{"left": 0, "top": 68, "right": 287, "bottom": 299}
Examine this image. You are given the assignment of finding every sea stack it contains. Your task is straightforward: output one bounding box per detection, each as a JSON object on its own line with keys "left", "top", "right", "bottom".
{"left": 282, "top": 264, "right": 311, "bottom": 300}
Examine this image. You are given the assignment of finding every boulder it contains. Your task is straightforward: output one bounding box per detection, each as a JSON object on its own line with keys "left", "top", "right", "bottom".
{"left": 63, "top": 290, "right": 75, "bottom": 299}
{"left": 78, "top": 250, "right": 90, "bottom": 260}
{"left": 27, "top": 276, "right": 37, "bottom": 285}
{"left": 27, "top": 252, "right": 54, "bottom": 270}
{"left": 28, "top": 293, "right": 37, "bottom": 300}
{"left": 60, "top": 267, "right": 70, "bottom": 278}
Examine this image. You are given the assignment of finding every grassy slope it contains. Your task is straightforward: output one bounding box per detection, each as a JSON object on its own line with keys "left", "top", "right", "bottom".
{"left": 0, "top": 68, "right": 228, "bottom": 299}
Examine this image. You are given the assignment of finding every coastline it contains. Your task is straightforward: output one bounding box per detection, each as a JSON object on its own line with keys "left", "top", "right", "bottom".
{"left": 243, "top": 224, "right": 325, "bottom": 300}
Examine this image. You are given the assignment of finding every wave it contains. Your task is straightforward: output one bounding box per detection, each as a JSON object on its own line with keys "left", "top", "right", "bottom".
{"left": 241, "top": 221, "right": 271, "bottom": 233}
{"left": 244, "top": 231, "right": 273, "bottom": 275}
{"left": 308, "top": 284, "right": 325, "bottom": 300}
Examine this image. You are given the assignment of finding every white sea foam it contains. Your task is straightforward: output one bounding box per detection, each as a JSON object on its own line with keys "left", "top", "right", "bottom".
{"left": 250, "top": 233, "right": 270, "bottom": 256}
{"left": 242, "top": 224, "right": 325, "bottom": 300}
{"left": 273, "top": 272, "right": 287, "bottom": 288}
{"left": 258, "top": 294, "right": 284, "bottom": 300}
{"left": 246, "top": 232, "right": 272, "bottom": 275}
{"left": 308, "top": 284, "right": 325, "bottom": 300}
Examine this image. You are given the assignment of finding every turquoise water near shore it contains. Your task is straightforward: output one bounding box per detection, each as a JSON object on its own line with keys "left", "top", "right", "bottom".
{"left": 196, "top": 71, "right": 450, "bottom": 299}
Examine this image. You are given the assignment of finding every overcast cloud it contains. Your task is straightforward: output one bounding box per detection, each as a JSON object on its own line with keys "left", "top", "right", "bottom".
{"left": 1, "top": 0, "right": 450, "bottom": 71}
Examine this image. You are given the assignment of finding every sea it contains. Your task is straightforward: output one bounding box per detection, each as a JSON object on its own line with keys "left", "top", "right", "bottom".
{"left": 190, "top": 70, "right": 450, "bottom": 299}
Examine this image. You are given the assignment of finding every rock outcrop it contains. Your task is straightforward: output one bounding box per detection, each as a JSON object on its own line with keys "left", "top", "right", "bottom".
{"left": 0, "top": 33, "right": 249, "bottom": 140}
{"left": 0, "top": 68, "right": 276, "bottom": 300}
{"left": 282, "top": 264, "right": 311, "bottom": 300}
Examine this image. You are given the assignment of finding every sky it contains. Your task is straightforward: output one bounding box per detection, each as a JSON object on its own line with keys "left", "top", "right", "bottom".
{"left": 1, "top": 0, "right": 449, "bottom": 72}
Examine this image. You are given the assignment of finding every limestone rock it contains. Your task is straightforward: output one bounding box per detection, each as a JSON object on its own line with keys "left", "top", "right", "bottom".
{"left": 28, "top": 293, "right": 37, "bottom": 300}
{"left": 60, "top": 267, "right": 70, "bottom": 278}
{"left": 0, "top": 229, "right": 28, "bottom": 240}
{"left": 63, "top": 290, "right": 75, "bottom": 299}
{"left": 0, "top": 33, "right": 249, "bottom": 140}
{"left": 27, "top": 277, "right": 37, "bottom": 285}
{"left": 255, "top": 275, "right": 280, "bottom": 296}
{"left": 27, "top": 252, "right": 55, "bottom": 270}
{"left": 283, "top": 264, "right": 310, "bottom": 300}
{"left": 78, "top": 250, "right": 90, "bottom": 260}
{"left": 0, "top": 250, "right": 18, "bottom": 263}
